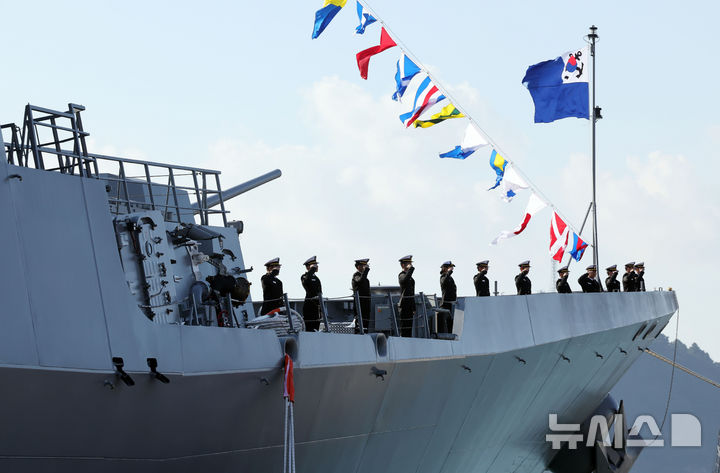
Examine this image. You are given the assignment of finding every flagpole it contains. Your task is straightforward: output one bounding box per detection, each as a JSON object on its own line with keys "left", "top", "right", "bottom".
{"left": 585, "top": 25, "right": 600, "bottom": 277}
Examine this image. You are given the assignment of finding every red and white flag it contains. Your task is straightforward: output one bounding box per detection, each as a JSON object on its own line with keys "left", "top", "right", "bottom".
{"left": 549, "top": 211, "right": 570, "bottom": 262}
{"left": 283, "top": 354, "right": 295, "bottom": 403}
{"left": 491, "top": 193, "right": 548, "bottom": 245}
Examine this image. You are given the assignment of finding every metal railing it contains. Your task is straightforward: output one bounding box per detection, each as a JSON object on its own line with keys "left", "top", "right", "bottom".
{"left": 2, "top": 103, "right": 229, "bottom": 226}
{"left": 95, "top": 153, "right": 227, "bottom": 225}
{"left": 2, "top": 104, "right": 95, "bottom": 176}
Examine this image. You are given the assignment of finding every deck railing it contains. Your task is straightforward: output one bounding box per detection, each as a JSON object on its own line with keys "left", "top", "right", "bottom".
{"left": 2, "top": 103, "right": 228, "bottom": 225}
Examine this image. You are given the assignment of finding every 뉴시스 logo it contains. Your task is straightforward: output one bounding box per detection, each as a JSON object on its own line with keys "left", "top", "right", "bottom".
{"left": 546, "top": 413, "right": 702, "bottom": 449}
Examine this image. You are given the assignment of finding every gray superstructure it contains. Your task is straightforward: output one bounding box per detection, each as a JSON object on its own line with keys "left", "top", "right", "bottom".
{"left": 0, "top": 104, "right": 677, "bottom": 473}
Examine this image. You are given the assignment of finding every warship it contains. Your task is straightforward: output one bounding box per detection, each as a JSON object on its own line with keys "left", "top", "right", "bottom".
{"left": 0, "top": 103, "right": 677, "bottom": 473}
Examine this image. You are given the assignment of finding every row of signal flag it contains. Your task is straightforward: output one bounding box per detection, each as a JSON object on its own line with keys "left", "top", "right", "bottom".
{"left": 311, "top": 1, "right": 591, "bottom": 261}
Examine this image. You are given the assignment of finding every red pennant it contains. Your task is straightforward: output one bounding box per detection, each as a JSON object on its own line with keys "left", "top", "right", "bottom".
{"left": 283, "top": 354, "right": 295, "bottom": 403}
{"left": 356, "top": 27, "right": 397, "bottom": 80}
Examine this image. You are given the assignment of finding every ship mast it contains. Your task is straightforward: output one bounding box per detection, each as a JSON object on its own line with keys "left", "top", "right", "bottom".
{"left": 585, "top": 25, "right": 601, "bottom": 278}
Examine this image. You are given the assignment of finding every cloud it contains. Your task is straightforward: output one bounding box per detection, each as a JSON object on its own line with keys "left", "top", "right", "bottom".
{"left": 559, "top": 149, "right": 720, "bottom": 358}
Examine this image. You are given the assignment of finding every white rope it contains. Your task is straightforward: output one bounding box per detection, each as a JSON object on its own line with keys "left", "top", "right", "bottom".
{"left": 644, "top": 347, "right": 720, "bottom": 389}
{"left": 357, "top": 0, "right": 588, "bottom": 235}
{"left": 283, "top": 400, "right": 288, "bottom": 473}
{"left": 290, "top": 402, "right": 296, "bottom": 473}
{"left": 282, "top": 399, "right": 296, "bottom": 473}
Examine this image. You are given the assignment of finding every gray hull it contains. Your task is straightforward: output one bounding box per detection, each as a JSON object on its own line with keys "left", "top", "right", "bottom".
{"left": 0, "top": 121, "right": 677, "bottom": 472}
{"left": 0, "top": 292, "right": 675, "bottom": 473}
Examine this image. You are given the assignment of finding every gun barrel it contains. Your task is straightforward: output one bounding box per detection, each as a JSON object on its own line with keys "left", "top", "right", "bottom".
{"left": 194, "top": 169, "right": 281, "bottom": 210}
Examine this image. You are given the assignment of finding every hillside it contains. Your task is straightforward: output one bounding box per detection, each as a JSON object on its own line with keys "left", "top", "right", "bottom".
{"left": 611, "top": 334, "right": 720, "bottom": 473}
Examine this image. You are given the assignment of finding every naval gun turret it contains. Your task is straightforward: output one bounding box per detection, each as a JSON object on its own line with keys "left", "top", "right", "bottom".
{"left": 106, "top": 167, "right": 281, "bottom": 325}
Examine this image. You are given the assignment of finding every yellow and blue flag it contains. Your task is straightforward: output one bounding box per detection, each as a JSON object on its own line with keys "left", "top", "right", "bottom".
{"left": 414, "top": 104, "right": 464, "bottom": 128}
{"left": 488, "top": 149, "right": 507, "bottom": 189}
{"left": 312, "top": 0, "right": 347, "bottom": 39}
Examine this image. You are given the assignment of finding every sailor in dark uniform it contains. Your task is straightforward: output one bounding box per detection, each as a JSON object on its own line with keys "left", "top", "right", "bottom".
{"left": 578, "top": 265, "right": 602, "bottom": 293}
{"left": 439, "top": 261, "right": 456, "bottom": 334}
{"left": 260, "top": 258, "right": 284, "bottom": 314}
{"left": 556, "top": 266, "right": 572, "bottom": 293}
{"left": 622, "top": 262, "right": 637, "bottom": 292}
{"left": 397, "top": 255, "right": 416, "bottom": 337}
{"left": 352, "top": 258, "right": 371, "bottom": 333}
{"left": 474, "top": 260, "right": 490, "bottom": 297}
{"left": 515, "top": 261, "right": 532, "bottom": 295}
{"left": 301, "top": 256, "right": 322, "bottom": 331}
{"left": 605, "top": 264, "right": 621, "bottom": 292}
{"left": 634, "top": 262, "right": 646, "bottom": 292}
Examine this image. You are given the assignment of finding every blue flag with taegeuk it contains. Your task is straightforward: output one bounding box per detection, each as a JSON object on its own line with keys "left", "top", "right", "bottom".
{"left": 522, "top": 47, "right": 589, "bottom": 123}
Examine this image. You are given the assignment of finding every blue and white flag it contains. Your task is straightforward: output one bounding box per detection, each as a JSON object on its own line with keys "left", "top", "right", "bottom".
{"left": 355, "top": 1, "right": 376, "bottom": 34}
{"left": 392, "top": 54, "right": 421, "bottom": 102}
{"left": 498, "top": 164, "right": 528, "bottom": 202}
{"left": 522, "top": 47, "right": 589, "bottom": 123}
{"left": 439, "top": 123, "right": 488, "bottom": 159}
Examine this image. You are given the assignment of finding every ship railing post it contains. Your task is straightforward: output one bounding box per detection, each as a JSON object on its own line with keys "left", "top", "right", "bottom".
{"left": 419, "top": 292, "right": 431, "bottom": 339}
{"left": 353, "top": 291, "right": 365, "bottom": 334}
{"left": 118, "top": 161, "right": 132, "bottom": 214}
{"left": 143, "top": 163, "right": 156, "bottom": 212}
{"left": 283, "top": 293, "right": 296, "bottom": 333}
{"left": 24, "top": 105, "right": 44, "bottom": 170}
{"left": 168, "top": 167, "right": 182, "bottom": 224}
{"left": 319, "top": 292, "right": 331, "bottom": 333}
{"left": 388, "top": 292, "right": 400, "bottom": 337}
{"left": 191, "top": 170, "right": 204, "bottom": 225}
{"left": 214, "top": 173, "right": 228, "bottom": 227}
{"left": 432, "top": 294, "right": 442, "bottom": 336}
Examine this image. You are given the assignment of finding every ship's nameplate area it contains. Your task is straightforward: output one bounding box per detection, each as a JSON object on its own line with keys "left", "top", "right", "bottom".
{"left": 0, "top": 150, "right": 39, "bottom": 365}
{"left": 2, "top": 165, "right": 113, "bottom": 369}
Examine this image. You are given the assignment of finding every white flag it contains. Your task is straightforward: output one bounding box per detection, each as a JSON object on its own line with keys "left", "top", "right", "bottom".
{"left": 499, "top": 164, "right": 529, "bottom": 202}
{"left": 491, "top": 193, "right": 548, "bottom": 245}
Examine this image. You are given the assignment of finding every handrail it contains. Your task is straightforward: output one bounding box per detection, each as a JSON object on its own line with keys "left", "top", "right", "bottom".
{"left": 419, "top": 292, "right": 431, "bottom": 339}
{"left": 2, "top": 103, "right": 242, "bottom": 226}
{"left": 283, "top": 293, "right": 296, "bottom": 333}
{"left": 353, "top": 291, "right": 365, "bottom": 333}
{"left": 319, "top": 292, "right": 331, "bottom": 333}
{"left": 89, "top": 152, "right": 221, "bottom": 175}
{"left": 387, "top": 292, "right": 400, "bottom": 337}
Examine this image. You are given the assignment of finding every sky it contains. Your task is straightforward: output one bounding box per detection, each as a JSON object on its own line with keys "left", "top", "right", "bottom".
{"left": 1, "top": 1, "right": 718, "bottom": 359}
